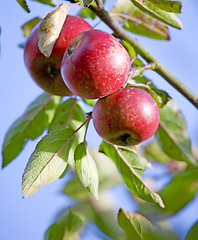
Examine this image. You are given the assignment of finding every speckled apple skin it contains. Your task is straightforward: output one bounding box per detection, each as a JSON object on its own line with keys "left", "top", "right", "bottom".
{"left": 61, "top": 29, "right": 131, "bottom": 99}
{"left": 92, "top": 87, "right": 160, "bottom": 146}
{"left": 24, "top": 15, "right": 92, "bottom": 96}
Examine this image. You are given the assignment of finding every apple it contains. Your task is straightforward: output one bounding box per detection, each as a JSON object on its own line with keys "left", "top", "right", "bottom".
{"left": 92, "top": 87, "right": 160, "bottom": 146}
{"left": 61, "top": 29, "right": 131, "bottom": 99}
{"left": 24, "top": 15, "right": 92, "bottom": 96}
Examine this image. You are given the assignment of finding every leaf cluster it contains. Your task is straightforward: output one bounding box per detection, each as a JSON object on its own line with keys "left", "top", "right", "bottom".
{"left": 2, "top": 0, "right": 198, "bottom": 239}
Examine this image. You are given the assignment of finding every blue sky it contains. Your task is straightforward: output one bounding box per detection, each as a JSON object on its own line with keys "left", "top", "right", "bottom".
{"left": 1, "top": 1, "right": 198, "bottom": 239}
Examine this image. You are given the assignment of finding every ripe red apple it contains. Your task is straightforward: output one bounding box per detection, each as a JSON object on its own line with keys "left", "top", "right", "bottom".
{"left": 24, "top": 15, "right": 92, "bottom": 96}
{"left": 92, "top": 87, "right": 160, "bottom": 146}
{"left": 61, "top": 29, "right": 131, "bottom": 99}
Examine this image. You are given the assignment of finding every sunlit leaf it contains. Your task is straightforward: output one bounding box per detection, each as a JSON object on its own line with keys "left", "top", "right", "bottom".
{"left": 21, "top": 17, "right": 41, "bottom": 37}
{"left": 130, "top": 0, "right": 182, "bottom": 29}
{"left": 78, "top": 7, "right": 97, "bottom": 19}
{"left": 111, "top": 0, "right": 170, "bottom": 40}
{"left": 22, "top": 128, "right": 74, "bottom": 197}
{"left": 74, "top": 142, "right": 99, "bottom": 199}
{"left": 118, "top": 208, "right": 179, "bottom": 240}
{"left": 185, "top": 221, "right": 198, "bottom": 240}
{"left": 45, "top": 209, "right": 84, "bottom": 240}
{"left": 48, "top": 98, "right": 86, "bottom": 136}
{"left": 38, "top": 2, "right": 69, "bottom": 57}
{"left": 2, "top": 93, "right": 61, "bottom": 168}
{"left": 17, "top": 0, "right": 30, "bottom": 13}
{"left": 100, "top": 141, "right": 164, "bottom": 208}
{"left": 155, "top": 100, "right": 197, "bottom": 167}
{"left": 148, "top": 0, "right": 182, "bottom": 13}
{"left": 31, "top": 0, "right": 57, "bottom": 7}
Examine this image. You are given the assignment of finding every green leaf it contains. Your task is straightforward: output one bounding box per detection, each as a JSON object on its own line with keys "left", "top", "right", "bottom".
{"left": 185, "top": 221, "right": 198, "bottom": 240}
{"left": 122, "top": 40, "right": 144, "bottom": 67}
{"left": 2, "top": 93, "right": 61, "bottom": 168}
{"left": 159, "top": 169, "right": 198, "bottom": 215}
{"left": 17, "top": 0, "right": 30, "bottom": 13}
{"left": 100, "top": 141, "right": 164, "bottom": 208}
{"left": 110, "top": 0, "right": 170, "bottom": 40}
{"left": 48, "top": 98, "right": 86, "bottom": 142}
{"left": 133, "top": 75, "right": 171, "bottom": 108}
{"left": 79, "top": 0, "right": 94, "bottom": 9}
{"left": 143, "top": 140, "right": 171, "bottom": 163}
{"left": 140, "top": 169, "right": 198, "bottom": 220}
{"left": 155, "top": 100, "right": 197, "bottom": 167}
{"left": 81, "top": 98, "right": 96, "bottom": 107}
{"left": 74, "top": 142, "right": 99, "bottom": 199}
{"left": 38, "top": 2, "right": 69, "bottom": 57}
{"left": 45, "top": 209, "right": 84, "bottom": 240}
{"left": 64, "top": 149, "right": 121, "bottom": 200}
{"left": 21, "top": 17, "right": 41, "bottom": 37}
{"left": 92, "top": 207, "right": 127, "bottom": 240}
{"left": 78, "top": 7, "right": 97, "bottom": 19}
{"left": 118, "top": 208, "right": 179, "bottom": 240}
{"left": 31, "top": 0, "right": 57, "bottom": 7}
{"left": 148, "top": 0, "right": 182, "bottom": 13}
{"left": 130, "top": 0, "right": 182, "bottom": 29}
{"left": 22, "top": 128, "right": 74, "bottom": 197}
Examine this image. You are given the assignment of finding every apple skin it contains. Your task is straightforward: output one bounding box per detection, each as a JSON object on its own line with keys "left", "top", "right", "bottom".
{"left": 61, "top": 29, "right": 131, "bottom": 99}
{"left": 24, "top": 15, "right": 92, "bottom": 96}
{"left": 92, "top": 87, "right": 160, "bottom": 146}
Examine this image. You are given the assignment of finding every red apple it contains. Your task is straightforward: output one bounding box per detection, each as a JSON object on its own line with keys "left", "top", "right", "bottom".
{"left": 24, "top": 15, "right": 92, "bottom": 96}
{"left": 61, "top": 29, "right": 131, "bottom": 99}
{"left": 92, "top": 87, "right": 160, "bottom": 146}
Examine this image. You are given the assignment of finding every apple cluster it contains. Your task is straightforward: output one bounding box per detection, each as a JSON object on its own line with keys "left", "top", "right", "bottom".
{"left": 24, "top": 15, "right": 159, "bottom": 146}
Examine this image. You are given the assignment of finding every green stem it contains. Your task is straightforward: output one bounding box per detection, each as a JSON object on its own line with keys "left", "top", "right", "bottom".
{"left": 89, "top": 4, "right": 198, "bottom": 109}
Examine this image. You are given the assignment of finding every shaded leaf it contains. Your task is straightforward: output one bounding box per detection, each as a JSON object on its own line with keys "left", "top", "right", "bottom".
{"left": 100, "top": 141, "right": 164, "bottom": 208}
{"left": 79, "top": 0, "right": 94, "bottom": 9}
{"left": 31, "top": 0, "right": 57, "bottom": 7}
{"left": 2, "top": 93, "right": 61, "bottom": 167}
{"left": 38, "top": 2, "right": 69, "bottom": 57}
{"left": 148, "top": 0, "right": 182, "bottom": 13}
{"left": 133, "top": 75, "right": 171, "bottom": 108}
{"left": 130, "top": 0, "right": 182, "bottom": 29}
{"left": 21, "top": 17, "right": 41, "bottom": 37}
{"left": 140, "top": 169, "right": 198, "bottom": 221}
{"left": 45, "top": 209, "right": 84, "bottom": 240}
{"left": 185, "top": 221, "right": 198, "bottom": 240}
{"left": 22, "top": 128, "right": 74, "bottom": 197}
{"left": 64, "top": 149, "right": 121, "bottom": 200}
{"left": 17, "top": 0, "right": 30, "bottom": 13}
{"left": 78, "top": 7, "right": 97, "bottom": 19}
{"left": 74, "top": 142, "right": 99, "bottom": 199}
{"left": 143, "top": 140, "right": 171, "bottom": 163}
{"left": 118, "top": 208, "right": 179, "bottom": 240}
{"left": 111, "top": 0, "right": 169, "bottom": 40}
{"left": 155, "top": 100, "right": 197, "bottom": 167}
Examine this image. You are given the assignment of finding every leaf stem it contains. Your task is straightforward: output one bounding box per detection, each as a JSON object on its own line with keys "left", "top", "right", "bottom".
{"left": 65, "top": 97, "right": 77, "bottom": 128}
{"left": 89, "top": 4, "right": 198, "bottom": 109}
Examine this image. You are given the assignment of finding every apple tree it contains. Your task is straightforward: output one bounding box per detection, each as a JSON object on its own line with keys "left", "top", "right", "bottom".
{"left": 2, "top": 0, "right": 198, "bottom": 239}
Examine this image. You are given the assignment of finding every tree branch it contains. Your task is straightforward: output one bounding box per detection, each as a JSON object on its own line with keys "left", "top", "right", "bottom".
{"left": 89, "top": 4, "right": 198, "bottom": 109}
